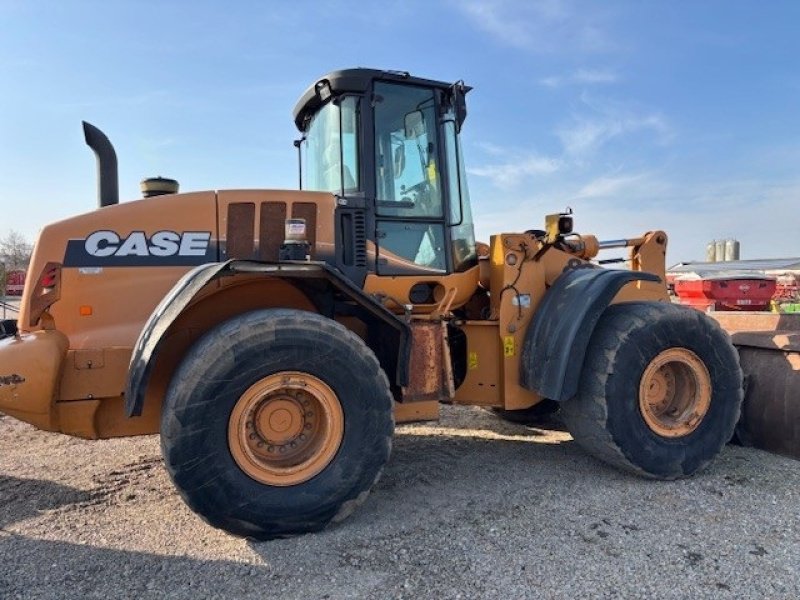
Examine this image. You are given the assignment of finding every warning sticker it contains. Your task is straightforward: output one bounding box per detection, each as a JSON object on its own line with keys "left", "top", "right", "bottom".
{"left": 468, "top": 352, "right": 478, "bottom": 370}
{"left": 503, "top": 336, "right": 515, "bottom": 357}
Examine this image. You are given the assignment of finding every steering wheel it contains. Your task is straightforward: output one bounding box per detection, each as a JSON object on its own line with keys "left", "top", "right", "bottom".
{"left": 403, "top": 180, "right": 436, "bottom": 215}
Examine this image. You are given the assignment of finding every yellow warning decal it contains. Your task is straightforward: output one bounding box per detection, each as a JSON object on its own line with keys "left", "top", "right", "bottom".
{"left": 427, "top": 161, "right": 437, "bottom": 184}
{"left": 468, "top": 352, "right": 478, "bottom": 370}
{"left": 503, "top": 336, "right": 515, "bottom": 357}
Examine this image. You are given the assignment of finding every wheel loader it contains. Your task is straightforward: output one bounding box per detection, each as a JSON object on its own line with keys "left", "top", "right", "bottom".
{"left": 0, "top": 69, "right": 743, "bottom": 539}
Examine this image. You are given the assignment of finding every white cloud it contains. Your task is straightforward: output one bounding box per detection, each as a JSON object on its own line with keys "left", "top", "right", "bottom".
{"left": 556, "top": 120, "right": 610, "bottom": 156}
{"left": 573, "top": 173, "right": 651, "bottom": 199}
{"left": 574, "top": 67, "right": 619, "bottom": 84}
{"left": 540, "top": 68, "right": 619, "bottom": 88}
{"left": 459, "top": 1, "right": 544, "bottom": 50}
{"left": 456, "top": 0, "right": 613, "bottom": 54}
{"left": 473, "top": 141, "right": 513, "bottom": 157}
{"left": 144, "top": 137, "right": 178, "bottom": 150}
{"left": 468, "top": 154, "right": 561, "bottom": 188}
{"left": 557, "top": 108, "right": 671, "bottom": 157}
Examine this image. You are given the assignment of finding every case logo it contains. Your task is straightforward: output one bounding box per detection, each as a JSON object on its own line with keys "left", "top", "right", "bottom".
{"left": 64, "top": 230, "right": 216, "bottom": 267}
{"left": 84, "top": 230, "right": 210, "bottom": 258}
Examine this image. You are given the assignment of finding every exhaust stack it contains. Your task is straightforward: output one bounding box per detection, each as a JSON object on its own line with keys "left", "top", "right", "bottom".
{"left": 82, "top": 121, "right": 119, "bottom": 208}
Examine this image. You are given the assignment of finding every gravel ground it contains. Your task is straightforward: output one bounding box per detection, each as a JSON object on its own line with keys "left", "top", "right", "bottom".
{"left": 1, "top": 406, "right": 799, "bottom": 599}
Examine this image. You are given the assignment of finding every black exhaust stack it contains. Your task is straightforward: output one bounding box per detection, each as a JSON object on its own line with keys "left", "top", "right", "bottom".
{"left": 82, "top": 121, "right": 119, "bottom": 208}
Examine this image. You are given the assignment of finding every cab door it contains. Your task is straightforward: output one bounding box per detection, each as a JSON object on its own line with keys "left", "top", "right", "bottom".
{"left": 372, "top": 82, "right": 450, "bottom": 276}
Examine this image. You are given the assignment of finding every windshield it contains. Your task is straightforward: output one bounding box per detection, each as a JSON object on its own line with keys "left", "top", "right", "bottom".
{"left": 301, "top": 96, "right": 359, "bottom": 194}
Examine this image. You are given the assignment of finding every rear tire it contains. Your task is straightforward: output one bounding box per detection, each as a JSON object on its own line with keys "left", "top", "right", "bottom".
{"left": 560, "top": 302, "right": 743, "bottom": 479}
{"left": 160, "top": 309, "right": 393, "bottom": 539}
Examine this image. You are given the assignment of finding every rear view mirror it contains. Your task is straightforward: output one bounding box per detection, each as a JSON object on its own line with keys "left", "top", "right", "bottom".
{"left": 404, "top": 110, "right": 425, "bottom": 139}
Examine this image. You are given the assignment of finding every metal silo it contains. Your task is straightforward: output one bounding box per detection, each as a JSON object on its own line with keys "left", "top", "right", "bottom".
{"left": 706, "top": 241, "right": 717, "bottom": 262}
{"left": 715, "top": 240, "right": 726, "bottom": 262}
{"left": 725, "top": 239, "right": 740, "bottom": 261}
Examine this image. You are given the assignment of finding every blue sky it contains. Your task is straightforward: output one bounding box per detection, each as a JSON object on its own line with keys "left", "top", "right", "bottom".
{"left": 1, "top": 0, "right": 798, "bottom": 263}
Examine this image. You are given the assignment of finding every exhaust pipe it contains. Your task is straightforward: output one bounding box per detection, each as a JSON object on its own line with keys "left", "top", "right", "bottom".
{"left": 82, "top": 121, "right": 119, "bottom": 208}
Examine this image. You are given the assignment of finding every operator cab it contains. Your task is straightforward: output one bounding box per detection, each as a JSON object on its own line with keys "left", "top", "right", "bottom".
{"left": 293, "top": 69, "right": 477, "bottom": 282}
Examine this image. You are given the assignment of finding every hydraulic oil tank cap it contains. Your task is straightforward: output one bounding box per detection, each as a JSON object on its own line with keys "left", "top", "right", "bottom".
{"left": 141, "top": 177, "right": 179, "bottom": 198}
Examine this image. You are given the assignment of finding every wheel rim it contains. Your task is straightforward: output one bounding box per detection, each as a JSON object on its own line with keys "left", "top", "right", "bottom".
{"left": 638, "top": 348, "right": 712, "bottom": 438}
{"left": 228, "top": 371, "right": 344, "bottom": 486}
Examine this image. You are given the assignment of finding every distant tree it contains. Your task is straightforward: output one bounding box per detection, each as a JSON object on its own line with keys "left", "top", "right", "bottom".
{"left": 0, "top": 230, "right": 33, "bottom": 272}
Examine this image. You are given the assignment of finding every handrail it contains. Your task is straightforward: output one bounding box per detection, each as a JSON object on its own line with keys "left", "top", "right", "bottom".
{"left": 1, "top": 297, "right": 20, "bottom": 319}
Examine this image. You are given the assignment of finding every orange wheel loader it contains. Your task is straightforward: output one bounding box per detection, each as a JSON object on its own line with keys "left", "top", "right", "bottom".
{"left": 0, "top": 69, "right": 743, "bottom": 539}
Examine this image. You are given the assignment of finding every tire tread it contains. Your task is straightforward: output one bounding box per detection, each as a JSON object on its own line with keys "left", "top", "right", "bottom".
{"left": 161, "top": 309, "right": 393, "bottom": 539}
{"left": 560, "top": 302, "right": 742, "bottom": 479}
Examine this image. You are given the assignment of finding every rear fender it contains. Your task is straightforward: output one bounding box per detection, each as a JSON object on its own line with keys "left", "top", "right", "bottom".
{"left": 521, "top": 268, "right": 661, "bottom": 401}
{"left": 125, "top": 260, "right": 410, "bottom": 417}
{"left": 0, "top": 329, "right": 68, "bottom": 429}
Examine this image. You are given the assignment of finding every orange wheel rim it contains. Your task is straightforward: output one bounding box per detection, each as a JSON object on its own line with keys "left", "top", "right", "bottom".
{"left": 228, "top": 371, "right": 344, "bottom": 486}
{"left": 638, "top": 348, "right": 712, "bottom": 438}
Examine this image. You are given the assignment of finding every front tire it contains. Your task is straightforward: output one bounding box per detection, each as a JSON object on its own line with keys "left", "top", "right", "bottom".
{"left": 160, "top": 309, "right": 394, "bottom": 539}
{"left": 560, "top": 302, "right": 743, "bottom": 479}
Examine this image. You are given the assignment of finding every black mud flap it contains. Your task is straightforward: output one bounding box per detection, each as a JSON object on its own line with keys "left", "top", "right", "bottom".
{"left": 0, "top": 319, "right": 18, "bottom": 340}
{"left": 124, "top": 260, "right": 410, "bottom": 417}
{"left": 520, "top": 268, "right": 661, "bottom": 402}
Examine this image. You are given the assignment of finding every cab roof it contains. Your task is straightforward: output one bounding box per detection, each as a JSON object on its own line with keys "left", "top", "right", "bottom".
{"left": 292, "top": 68, "right": 468, "bottom": 131}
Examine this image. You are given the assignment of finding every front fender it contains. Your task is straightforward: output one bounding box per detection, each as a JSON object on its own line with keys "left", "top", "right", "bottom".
{"left": 520, "top": 268, "right": 661, "bottom": 401}
{"left": 124, "top": 260, "right": 410, "bottom": 417}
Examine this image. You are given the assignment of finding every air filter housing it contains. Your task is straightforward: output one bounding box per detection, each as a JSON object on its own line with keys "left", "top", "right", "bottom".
{"left": 141, "top": 177, "right": 179, "bottom": 198}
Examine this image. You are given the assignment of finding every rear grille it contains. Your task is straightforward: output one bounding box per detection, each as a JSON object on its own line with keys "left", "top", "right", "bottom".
{"left": 226, "top": 202, "right": 255, "bottom": 258}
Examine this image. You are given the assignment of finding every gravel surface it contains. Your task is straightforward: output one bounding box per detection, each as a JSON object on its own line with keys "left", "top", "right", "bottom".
{"left": 1, "top": 406, "right": 799, "bottom": 599}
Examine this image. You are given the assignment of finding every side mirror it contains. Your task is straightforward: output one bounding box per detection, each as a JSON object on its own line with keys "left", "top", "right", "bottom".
{"left": 451, "top": 81, "right": 467, "bottom": 133}
{"left": 404, "top": 110, "right": 425, "bottom": 139}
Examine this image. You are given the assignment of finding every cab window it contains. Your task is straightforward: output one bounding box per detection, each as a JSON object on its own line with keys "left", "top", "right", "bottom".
{"left": 443, "top": 117, "right": 477, "bottom": 272}
{"left": 301, "top": 97, "right": 360, "bottom": 194}
{"left": 373, "top": 83, "right": 442, "bottom": 218}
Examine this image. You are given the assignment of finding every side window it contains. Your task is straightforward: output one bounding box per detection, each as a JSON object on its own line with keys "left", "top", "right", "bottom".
{"left": 443, "top": 118, "right": 477, "bottom": 272}
{"left": 340, "top": 96, "right": 360, "bottom": 193}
